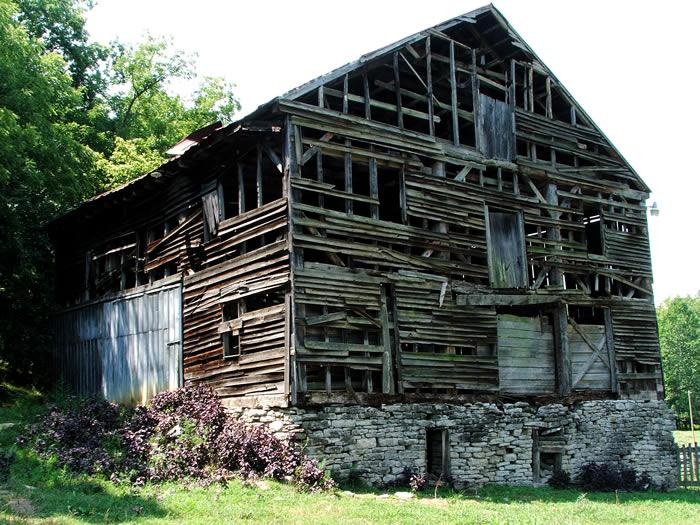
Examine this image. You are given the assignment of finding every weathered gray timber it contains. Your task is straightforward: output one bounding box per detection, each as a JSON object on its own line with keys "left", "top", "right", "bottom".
{"left": 53, "top": 277, "right": 182, "bottom": 404}
{"left": 47, "top": 4, "right": 672, "bottom": 490}
{"left": 497, "top": 314, "right": 555, "bottom": 394}
{"left": 49, "top": 4, "right": 663, "bottom": 410}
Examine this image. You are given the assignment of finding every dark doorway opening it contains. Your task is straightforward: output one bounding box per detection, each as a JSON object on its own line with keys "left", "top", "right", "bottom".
{"left": 426, "top": 428, "right": 449, "bottom": 480}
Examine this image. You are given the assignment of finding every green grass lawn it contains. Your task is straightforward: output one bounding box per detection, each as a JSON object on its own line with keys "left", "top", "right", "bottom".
{"left": 0, "top": 388, "right": 698, "bottom": 525}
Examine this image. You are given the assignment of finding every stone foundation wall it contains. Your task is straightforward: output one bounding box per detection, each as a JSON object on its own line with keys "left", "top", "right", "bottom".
{"left": 228, "top": 400, "right": 677, "bottom": 489}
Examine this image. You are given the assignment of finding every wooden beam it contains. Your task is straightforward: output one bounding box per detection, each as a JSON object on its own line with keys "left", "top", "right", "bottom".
{"left": 449, "top": 40, "right": 459, "bottom": 146}
{"left": 256, "top": 144, "right": 263, "bottom": 208}
{"left": 344, "top": 145, "right": 353, "bottom": 215}
{"left": 457, "top": 294, "right": 560, "bottom": 306}
{"left": 393, "top": 52, "right": 404, "bottom": 129}
{"left": 369, "top": 156, "right": 379, "bottom": 220}
{"left": 237, "top": 162, "right": 245, "bottom": 213}
{"left": 545, "top": 182, "right": 564, "bottom": 287}
{"left": 471, "top": 49, "right": 480, "bottom": 151}
{"left": 362, "top": 72, "right": 371, "bottom": 120}
{"left": 379, "top": 285, "right": 395, "bottom": 394}
{"left": 603, "top": 307, "right": 618, "bottom": 393}
{"left": 426, "top": 36, "right": 435, "bottom": 137}
{"left": 553, "top": 304, "right": 571, "bottom": 395}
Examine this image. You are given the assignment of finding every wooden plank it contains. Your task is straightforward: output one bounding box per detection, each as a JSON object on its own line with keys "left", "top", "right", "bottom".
{"left": 449, "top": 41, "right": 459, "bottom": 145}
{"left": 379, "top": 285, "right": 395, "bottom": 394}
{"left": 553, "top": 305, "right": 571, "bottom": 395}
{"left": 426, "top": 36, "right": 435, "bottom": 137}
{"left": 393, "top": 52, "right": 403, "bottom": 128}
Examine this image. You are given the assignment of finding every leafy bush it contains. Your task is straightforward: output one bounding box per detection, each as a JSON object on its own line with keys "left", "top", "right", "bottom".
{"left": 547, "top": 470, "right": 571, "bottom": 489}
{"left": 0, "top": 450, "right": 14, "bottom": 482}
{"left": 576, "top": 462, "right": 651, "bottom": 492}
{"left": 409, "top": 473, "right": 428, "bottom": 492}
{"left": 18, "top": 385, "right": 334, "bottom": 492}
{"left": 20, "top": 397, "right": 122, "bottom": 475}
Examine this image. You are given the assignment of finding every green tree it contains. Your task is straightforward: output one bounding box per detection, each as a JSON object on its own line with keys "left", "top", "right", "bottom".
{"left": 658, "top": 293, "right": 700, "bottom": 426}
{"left": 0, "top": 0, "right": 100, "bottom": 384}
{"left": 99, "top": 36, "right": 239, "bottom": 187}
{"left": 0, "top": 0, "right": 240, "bottom": 386}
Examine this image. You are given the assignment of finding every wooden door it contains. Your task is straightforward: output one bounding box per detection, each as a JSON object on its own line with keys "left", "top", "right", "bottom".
{"left": 568, "top": 320, "right": 612, "bottom": 391}
{"left": 486, "top": 209, "right": 527, "bottom": 289}
{"left": 477, "top": 93, "right": 514, "bottom": 160}
{"left": 497, "top": 314, "right": 556, "bottom": 394}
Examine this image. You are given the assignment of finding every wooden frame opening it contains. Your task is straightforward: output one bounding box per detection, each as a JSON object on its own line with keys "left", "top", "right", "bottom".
{"left": 426, "top": 428, "right": 450, "bottom": 480}
{"left": 486, "top": 207, "right": 527, "bottom": 289}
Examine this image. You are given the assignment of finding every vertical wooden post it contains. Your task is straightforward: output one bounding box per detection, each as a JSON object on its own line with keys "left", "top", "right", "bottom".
{"left": 284, "top": 117, "right": 304, "bottom": 400}
{"left": 342, "top": 74, "right": 349, "bottom": 114}
{"left": 256, "top": 144, "right": 263, "bottom": 208}
{"left": 471, "top": 49, "right": 480, "bottom": 151}
{"left": 604, "top": 308, "right": 618, "bottom": 393}
{"left": 387, "top": 283, "right": 403, "bottom": 394}
{"left": 369, "top": 156, "right": 379, "bottom": 220}
{"left": 545, "top": 76, "right": 553, "bottom": 118}
{"left": 509, "top": 59, "right": 517, "bottom": 109}
{"left": 426, "top": 36, "right": 435, "bottom": 137}
{"left": 393, "top": 52, "right": 403, "bottom": 128}
{"left": 237, "top": 162, "right": 245, "bottom": 214}
{"left": 362, "top": 72, "right": 371, "bottom": 120}
{"left": 527, "top": 66, "right": 534, "bottom": 112}
{"left": 553, "top": 303, "right": 571, "bottom": 395}
{"left": 344, "top": 147, "right": 353, "bottom": 215}
{"left": 316, "top": 150, "right": 324, "bottom": 208}
{"left": 284, "top": 292, "right": 293, "bottom": 404}
{"left": 379, "top": 285, "right": 395, "bottom": 394}
{"left": 432, "top": 161, "right": 448, "bottom": 260}
{"left": 449, "top": 40, "right": 459, "bottom": 145}
{"left": 399, "top": 165, "right": 408, "bottom": 225}
{"left": 545, "top": 182, "right": 563, "bottom": 287}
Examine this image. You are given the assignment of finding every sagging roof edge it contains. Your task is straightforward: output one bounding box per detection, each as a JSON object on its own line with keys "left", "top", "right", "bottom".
{"left": 50, "top": 3, "right": 649, "bottom": 230}
{"left": 48, "top": 98, "right": 281, "bottom": 231}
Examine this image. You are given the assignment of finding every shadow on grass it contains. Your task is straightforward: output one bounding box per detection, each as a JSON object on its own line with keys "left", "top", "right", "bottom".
{"left": 3, "top": 453, "right": 170, "bottom": 524}
{"left": 336, "top": 479, "right": 700, "bottom": 506}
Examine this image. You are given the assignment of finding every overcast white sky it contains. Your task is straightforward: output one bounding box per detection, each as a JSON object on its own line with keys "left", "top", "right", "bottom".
{"left": 85, "top": 0, "right": 700, "bottom": 304}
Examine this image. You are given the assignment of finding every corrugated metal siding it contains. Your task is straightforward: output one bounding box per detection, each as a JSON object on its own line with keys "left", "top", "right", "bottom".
{"left": 54, "top": 278, "right": 183, "bottom": 405}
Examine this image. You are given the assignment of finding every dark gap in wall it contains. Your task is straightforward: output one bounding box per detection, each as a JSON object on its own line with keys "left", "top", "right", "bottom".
{"left": 426, "top": 428, "right": 449, "bottom": 479}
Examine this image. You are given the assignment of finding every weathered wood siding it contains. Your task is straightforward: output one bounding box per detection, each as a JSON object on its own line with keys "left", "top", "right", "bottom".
{"left": 478, "top": 94, "right": 514, "bottom": 160}
{"left": 53, "top": 277, "right": 182, "bottom": 404}
{"left": 497, "top": 314, "right": 555, "bottom": 394}
{"left": 569, "top": 323, "right": 612, "bottom": 391}
{"left": 51, "top": 6, "right": 664, "bottom": 405}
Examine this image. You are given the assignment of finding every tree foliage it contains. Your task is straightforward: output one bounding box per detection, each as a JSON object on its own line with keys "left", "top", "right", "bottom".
{"left": 99, "top": 35, "right": 239, "bottom": 187}
{"left": 658, "top": 293, "right": 700, "bottom": 425}
{"left": 0, "top": 0, "right": 100, "bottom": 383}
{"left": 0, "top": 0, "right": 239, "bottom": 385}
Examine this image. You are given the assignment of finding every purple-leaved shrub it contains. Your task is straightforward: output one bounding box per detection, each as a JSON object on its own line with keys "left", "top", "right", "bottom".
{"left": 18, "top": 385, "right": 334, "bottom": 492}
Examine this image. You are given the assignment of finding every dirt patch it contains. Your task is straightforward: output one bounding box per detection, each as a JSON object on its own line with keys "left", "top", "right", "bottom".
{"left": 6, "top": 496, "right": 36, "bottom": 516}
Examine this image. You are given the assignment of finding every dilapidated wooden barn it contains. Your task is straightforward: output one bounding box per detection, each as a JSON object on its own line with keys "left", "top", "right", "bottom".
{"left": 50, "top": 5, "right": 662, "bottom": 410}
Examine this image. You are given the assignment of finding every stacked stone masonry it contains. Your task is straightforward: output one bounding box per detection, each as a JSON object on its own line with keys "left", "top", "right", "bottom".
{"left": 229, "top": 400, "right": 677, "bottom": 489}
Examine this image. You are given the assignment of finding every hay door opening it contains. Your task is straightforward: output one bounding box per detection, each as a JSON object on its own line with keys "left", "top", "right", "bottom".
{"left": 426, "top": 428, "right": 450, "bottom": 481}
{"left": 485, "top": 207, "right": 527, "bottom": 289}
